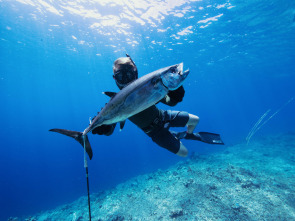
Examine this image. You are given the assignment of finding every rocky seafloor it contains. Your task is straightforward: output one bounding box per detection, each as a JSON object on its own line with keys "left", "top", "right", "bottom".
{"left": 16, "top": 133, "right": 295, "bottom": 220}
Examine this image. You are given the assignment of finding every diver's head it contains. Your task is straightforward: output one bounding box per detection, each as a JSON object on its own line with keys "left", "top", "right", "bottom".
{"left": 113, "top": 55, "right": 138, "bottom": 89}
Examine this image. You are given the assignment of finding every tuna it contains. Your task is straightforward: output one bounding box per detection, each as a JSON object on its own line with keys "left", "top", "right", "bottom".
{"left": 50, "top": 63, "right": 189, "bottom": 159}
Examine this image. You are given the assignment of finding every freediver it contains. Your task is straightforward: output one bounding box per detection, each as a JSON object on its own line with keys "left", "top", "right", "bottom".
{"left": 92, "top": 55, "right": 224, "bottom": 157}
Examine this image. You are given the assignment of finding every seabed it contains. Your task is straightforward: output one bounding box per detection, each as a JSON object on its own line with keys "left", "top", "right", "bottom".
{"left": 17, "top": 133, "right": 295, "bottom": 221}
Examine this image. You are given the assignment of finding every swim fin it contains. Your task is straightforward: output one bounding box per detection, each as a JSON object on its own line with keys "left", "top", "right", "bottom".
{"left": 172, "top": 131, "right": 224, "bottom": 145}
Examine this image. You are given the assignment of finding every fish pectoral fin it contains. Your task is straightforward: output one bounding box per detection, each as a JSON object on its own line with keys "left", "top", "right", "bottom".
{"left": 120, "top": 120, "right": 126, "bottom": 131}
{"left": 103, "top": 91, "right": 117, "bottom": 98}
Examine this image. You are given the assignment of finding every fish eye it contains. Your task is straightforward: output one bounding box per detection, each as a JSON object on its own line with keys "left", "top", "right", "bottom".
{"left": 170, "top": 67, "right": 177, "bottom": 73}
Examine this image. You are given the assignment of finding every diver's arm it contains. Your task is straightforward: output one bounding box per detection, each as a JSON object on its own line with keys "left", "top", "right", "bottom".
{"left": 91, "top": 111, "right": 117, "bottom": 136}
{"left": 92, "top": 123, "right": 116, "bottom": 136}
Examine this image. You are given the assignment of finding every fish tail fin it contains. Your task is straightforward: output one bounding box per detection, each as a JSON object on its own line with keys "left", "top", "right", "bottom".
{"left": 49, "top": 129, "right": 93, "bottom": 160}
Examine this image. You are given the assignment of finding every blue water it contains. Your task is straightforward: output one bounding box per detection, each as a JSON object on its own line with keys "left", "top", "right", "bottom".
{"left": 0, "top": 0, "right": 295, "bottom": 220}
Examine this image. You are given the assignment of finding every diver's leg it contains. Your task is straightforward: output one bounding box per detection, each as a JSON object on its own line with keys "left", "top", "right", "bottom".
{"left": 176, "top": 142, "right": 188, "bottom": 157}
{"left": 150, "top": 127, "right": 188, "bottom": 157}
{"left": 168, "top": 112, "right": 224, "bottom": 145}
{"left": 186, "top": 114, "right": 199, "bottom": 134}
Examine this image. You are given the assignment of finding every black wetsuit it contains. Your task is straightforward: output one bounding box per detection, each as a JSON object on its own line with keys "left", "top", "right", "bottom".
{"left": 92, "top": 85, "right": 224, "bottom": 153}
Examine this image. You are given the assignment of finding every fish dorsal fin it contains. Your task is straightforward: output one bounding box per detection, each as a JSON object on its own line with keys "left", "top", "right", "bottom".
{"left": 120, "top": 120, "right": 126, "bottom": 131}
{"left": 103, "top": 91, "right": 117, "bottom": 98}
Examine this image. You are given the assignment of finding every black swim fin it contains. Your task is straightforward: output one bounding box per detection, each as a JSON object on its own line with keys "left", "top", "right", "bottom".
{"left": 172, "top": 131, "right": 224, "bottom": 145}
{"left": 191, "top": 132, "right": 224, "bottom": 145}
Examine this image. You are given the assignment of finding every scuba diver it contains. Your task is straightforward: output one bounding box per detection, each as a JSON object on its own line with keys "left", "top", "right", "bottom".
{"left": 92, "top": 54, "right": 224, "bottom": 157}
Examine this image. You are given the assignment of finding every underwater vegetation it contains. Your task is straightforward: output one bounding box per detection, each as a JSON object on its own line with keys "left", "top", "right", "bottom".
{"left": 246, "top": 97, "right": 294, "bottom": 145}
{"left": 13, "top": 133, "right": 295, "bottom": 221}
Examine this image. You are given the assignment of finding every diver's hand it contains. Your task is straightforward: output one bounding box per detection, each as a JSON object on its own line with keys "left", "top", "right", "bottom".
{"left": 92, "top": 124, "right": 116, "bottom": 136}
{"left": 167, "top": 85, "right": 185, "bottom": 103}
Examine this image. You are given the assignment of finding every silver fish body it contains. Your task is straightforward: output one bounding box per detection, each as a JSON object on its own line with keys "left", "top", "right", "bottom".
{"left": 50, "top": 63, "right": 189, "bottom": 159}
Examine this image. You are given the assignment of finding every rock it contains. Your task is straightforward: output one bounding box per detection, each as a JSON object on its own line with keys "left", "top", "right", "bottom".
{"left": 24, "top": 217, "right": 36, "bottom": 221}
{"left": 169, "top": 209, "right": 184, "bottom": 218}
{"left": 7, "top": 218, "right": 19, "bottom": 221}
{"left": 109, "top": 215, "right": 125, "bottom": 221}
{"left": 241, "top": 180, "right": 260, "bottom": 189}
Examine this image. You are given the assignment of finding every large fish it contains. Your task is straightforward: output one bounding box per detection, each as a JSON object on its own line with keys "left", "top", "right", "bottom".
{"left": 50, "top": 63, "right": 189, "bottom": 159}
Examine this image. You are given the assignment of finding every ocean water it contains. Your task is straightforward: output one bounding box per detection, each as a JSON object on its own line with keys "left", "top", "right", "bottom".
{"left": 0, "top": 0, "right": 294, "bottom": 220}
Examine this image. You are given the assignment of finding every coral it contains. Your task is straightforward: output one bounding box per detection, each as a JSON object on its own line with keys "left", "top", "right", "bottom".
{"left": 23, "top": 133, "right": 295, "bottom": 221}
